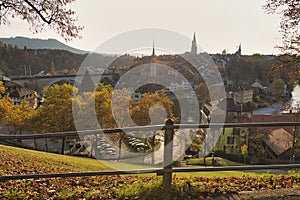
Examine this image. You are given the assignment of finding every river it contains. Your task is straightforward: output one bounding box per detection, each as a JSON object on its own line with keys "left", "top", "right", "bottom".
{"left": 253, "top": 85, "right": 300, "bottom": 115}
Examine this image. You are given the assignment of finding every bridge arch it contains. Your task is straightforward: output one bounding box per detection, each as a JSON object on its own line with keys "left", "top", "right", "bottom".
{"left": 45, "top": 77, "right": 78, "bottom": 88}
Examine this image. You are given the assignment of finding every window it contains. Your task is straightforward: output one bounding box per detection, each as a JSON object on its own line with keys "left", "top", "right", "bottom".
{"left": 227, "top": 136, "right": 235, "bottom": 144}
{"left": 233, "top": 128, "right": 240, "bottom": 135}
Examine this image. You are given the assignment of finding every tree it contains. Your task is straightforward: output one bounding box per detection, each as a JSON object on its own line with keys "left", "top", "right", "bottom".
{"left": 8, "top": 101, "right": 35, "bottom": 135}
{"left": 49, "top": 62, "right": 56, "bottom": 75}
{"left": 270, "top": 78, "right": 285, "bottom": 98}
{"left": 264, "top": 1, "right": 300, "bottom": 79}
{"left": 34, "top": 83, "right": 77, "bottom": 133}
{"left": 0, "top": 95, "right": 35, "bottom": 135}
{"left": 94, "top": 83, "right": 115, "bottom": 129}
{"left": 195, "top": 82, "right": 209, "bottom": 103}
{"left": 0, "top": 0, "right": 83, "bottom": 41}
{"left": 241, "top": 144, "right": 248, "bottom": 164}
{"left": 264, "top": 0, "right": 300, "bottom": 54}
{"left": 130, "top": 92, "right": 174, "bottom": 126}
{"left": 0, "top": 95, "right": 13, "bottom": 125}
{"left": 0, "top": 81, "right": 5, "bottom": 98}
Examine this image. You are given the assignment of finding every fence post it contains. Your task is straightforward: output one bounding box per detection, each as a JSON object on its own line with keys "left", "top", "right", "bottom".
{"left": 61, "top": 136, "right": 65, "bottom": 155}
{"left": 163, "top": 118, "right": 174, "bottom": 194}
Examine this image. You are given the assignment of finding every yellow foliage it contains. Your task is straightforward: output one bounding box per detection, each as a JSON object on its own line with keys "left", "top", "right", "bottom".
{"left": 241, "top": 144, "right": 248, "bottom": 155}
{"left": 0, "top": 95, "right": 35, "bottom": 134}
{"left": 34, "top": 83, "right": 77, "bottom": 133}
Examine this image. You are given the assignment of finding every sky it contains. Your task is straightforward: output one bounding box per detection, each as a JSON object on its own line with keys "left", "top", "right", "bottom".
{"left": 0, "top": 0, "right": 283, "bottom": 55}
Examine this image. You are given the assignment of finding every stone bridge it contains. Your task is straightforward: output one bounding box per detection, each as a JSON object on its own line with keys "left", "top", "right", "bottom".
{"left": 11, "top": 73, "right": 120, "bottom": 94}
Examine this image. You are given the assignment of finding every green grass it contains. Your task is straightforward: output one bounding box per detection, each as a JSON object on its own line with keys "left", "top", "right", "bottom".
{"left": 0, "top": 145, "right": 267, "bottom": 177}
{"left": 0, "top": 145, "right": 110, "bottom": 172}
{"left": 186, "top": 157, "right": 244, "bottom": 166}
{"left": 174, "top": 170, "right": 262, "bottom": 178}
{"left": 101, "top": 160, "right": 159, "bottom": 171}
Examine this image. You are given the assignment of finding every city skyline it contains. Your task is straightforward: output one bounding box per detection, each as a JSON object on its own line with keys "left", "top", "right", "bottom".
{"left": 0, "top": 0, "right": 282, "bottom": 55}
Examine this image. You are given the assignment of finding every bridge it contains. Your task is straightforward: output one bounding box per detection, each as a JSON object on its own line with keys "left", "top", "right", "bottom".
{"left": 10, "top": 73, "right": 120, "bottom": 94}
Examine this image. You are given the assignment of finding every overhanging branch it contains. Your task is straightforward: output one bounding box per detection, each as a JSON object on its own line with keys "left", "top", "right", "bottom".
{"left": 23, "top": 0, "right": 53, "bottom": 24}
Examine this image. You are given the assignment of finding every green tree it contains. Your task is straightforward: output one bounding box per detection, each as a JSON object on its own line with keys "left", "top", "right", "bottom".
{"left": 0, "top": 0, "right": 83, "bottom": 41}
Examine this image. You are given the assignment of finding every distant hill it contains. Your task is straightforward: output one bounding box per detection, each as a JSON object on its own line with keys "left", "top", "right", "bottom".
{"left": 0, "top": 36, "right": 88, "bottom": 54}
{"left": 0, "top": 42, "right": 131, "bottom": 76}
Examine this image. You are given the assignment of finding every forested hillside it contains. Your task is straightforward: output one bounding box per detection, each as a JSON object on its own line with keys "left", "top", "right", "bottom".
{"left": 0, "top": 42, "right": 119, "bottom": 76}
{"left": 0, "top": 42, "right": 85, "bottom": 76}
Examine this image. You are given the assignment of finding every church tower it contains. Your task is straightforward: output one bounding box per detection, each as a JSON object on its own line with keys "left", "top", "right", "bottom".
{"left": 150, "top": 39, "right": 157, "bottom": 76}
{"left": 235, "top": 44, "right": 242, "bottom": 56}
{"left": 191, "top": 32, "right": 197, "bottom": 55}
{"left": 152, "top": 39, "right": 155, "bottom": 56}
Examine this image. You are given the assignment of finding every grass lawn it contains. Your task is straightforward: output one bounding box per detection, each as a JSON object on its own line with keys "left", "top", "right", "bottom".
{"left": 174, "top": 170, "right": 262, "bottom": 178}
{"left": 0, "top": 145, "right": 110, "bottom": 173}
{"left": 186, "top": 157, "right": 244, "bottom": 166}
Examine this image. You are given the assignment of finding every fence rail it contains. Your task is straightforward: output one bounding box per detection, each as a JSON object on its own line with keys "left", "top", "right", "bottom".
{"left": 1, "top": 120, "right": 300, "bottom": 194}
{"left": 1, "top": 122, "right": 300, "bottom": 140}
{"left": 2, "top": 164, "right": 300, "bottom": 182}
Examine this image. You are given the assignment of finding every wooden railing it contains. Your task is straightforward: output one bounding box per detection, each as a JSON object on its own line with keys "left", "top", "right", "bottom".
{"left": 1, "top": 120, "right": 300, "bottom": 195}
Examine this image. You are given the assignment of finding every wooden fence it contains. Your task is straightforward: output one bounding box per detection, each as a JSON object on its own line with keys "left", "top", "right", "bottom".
{"left": 1, "top": 120, "right": 300, "bottom": 195}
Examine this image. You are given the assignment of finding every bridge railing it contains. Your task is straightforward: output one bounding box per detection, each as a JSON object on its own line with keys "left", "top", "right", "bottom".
{"left": 1, "top": 120, "right": 300, "bottom": 194}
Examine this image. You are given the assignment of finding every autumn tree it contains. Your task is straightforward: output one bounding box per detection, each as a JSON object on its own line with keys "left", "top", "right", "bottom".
{"left": 0, "top": 81, "right": 5, "bottom": 98}
{"left": 0, "top": 95, "right": 12, "bottom": 125}
{"left": 73, "top": 92, "right": 99, "bottom": 131}
{"left": 0, "top": 95, "right": 35, "bottom": 135}
{"left": 94, "top": 83, "right": 115, "bottom": 129}
{"left": 130, "top": 92, "right": 174, "bottom": 126}
{"left": 72, "top": 83, "right": 116, "bottom": 130}
{"left": 264, "top": 0, "right": 300, "bottom": 54}
{"left": 111, "top": 88, "right": 132, "bottom": 128}
{"left": 0, "top": 82, "right": 35, "bottom": 134}
{"left": 264, "top": 0, "right": 300, "bottom": 79}
{"left": 7, "top": 101, "right": 35, "bottom": 135}
{"left": 270, "top": 78, "right": 285, "bottom": 98}
{"left": 0, "top": 0, "right": 83, "bottom": 41}
{"left": 195, "top": 82, "right": 209, "bottom": 103}
{"left": 34, "top": 83, "right": 77, "bottom": 133}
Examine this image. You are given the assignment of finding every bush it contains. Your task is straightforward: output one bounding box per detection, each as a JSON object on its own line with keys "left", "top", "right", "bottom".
{"left": 211, "top": 150, "right": 250, "bottom": 164}
{"left": 245, "top": 101, "right": 258, "bottom": 111}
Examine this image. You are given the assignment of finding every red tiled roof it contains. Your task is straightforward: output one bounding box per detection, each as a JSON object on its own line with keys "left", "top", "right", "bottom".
{"left": 264, "top": 128, "right": 293, "bottom": 155}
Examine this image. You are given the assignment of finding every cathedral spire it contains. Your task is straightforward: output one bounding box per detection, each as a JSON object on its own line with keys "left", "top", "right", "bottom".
{"left": 152, "top": 39, "right": 155, "bottom": 56}
{"left": 235, "top": 43, "right": 242, "bottom": 56}
{"left": 191, "top": 32, "right": 197, "bottom": 55}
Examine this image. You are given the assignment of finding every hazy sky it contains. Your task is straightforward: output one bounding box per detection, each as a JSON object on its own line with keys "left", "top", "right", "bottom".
{"left": 0, "top": 0, "right": 283, "bottom": 55}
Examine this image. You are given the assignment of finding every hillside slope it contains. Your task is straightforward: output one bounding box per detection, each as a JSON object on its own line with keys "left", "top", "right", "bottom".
{"left": 1, "top": 145, "right": 300, "bottom": 199}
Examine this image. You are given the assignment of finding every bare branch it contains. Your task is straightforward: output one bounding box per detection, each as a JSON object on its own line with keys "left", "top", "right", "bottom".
{"left": 0, "top": 0, "right": 83, "bottom": 41}
{"left": 23, "top": 0, "right": 52, "bottom": 24}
